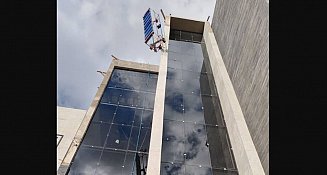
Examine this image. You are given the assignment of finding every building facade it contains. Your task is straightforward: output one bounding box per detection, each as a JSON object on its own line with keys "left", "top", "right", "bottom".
{"left": 57, "top": 15, "right": 266, "bottom": 175}
{"left": 57, "top": 106, "right": 86, "bottom": 170}
{"left": 211, "top": 0, "right": 269, "bottom": 174}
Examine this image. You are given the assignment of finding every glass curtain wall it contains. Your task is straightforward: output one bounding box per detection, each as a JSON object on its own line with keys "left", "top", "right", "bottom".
{"left": 160, "top": 30, "right": 238, "bottom": 175}
{"left": 67, "top": 69, "right": 158, "bottom": 175}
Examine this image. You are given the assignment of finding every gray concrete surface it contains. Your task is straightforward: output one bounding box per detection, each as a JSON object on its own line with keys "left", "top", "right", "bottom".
{"left": 211, "top": 0, "right": 269, "bottom": 174}
{"left": 204, "top": 21, "right": 265, "bottom": 175}
{"left": 57, "top": 106, "right": 86, "bottom": 170}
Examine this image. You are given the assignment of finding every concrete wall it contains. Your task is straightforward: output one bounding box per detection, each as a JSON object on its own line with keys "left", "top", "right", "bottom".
{"left": 57, "top": 106, "right": 86, "bottom": 170}
{"left": 211, "top": 0, "right": 269, "bottom": 174}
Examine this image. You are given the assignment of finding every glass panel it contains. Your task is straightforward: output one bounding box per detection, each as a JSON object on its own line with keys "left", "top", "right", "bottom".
{"left": 82, "top": 122, "right": 110, "bottom": 147}
{"left": 128, "top": 126, "right": 140, "bottom": 152}
{"left": 166, "top": 78, "right": 184, "bottom": 92}
{"left": 106, "top": 124, "right": 132, "bottom": 150}
{"left": 185, "top": 165, "right": 212, "bottom": 175}
{"left": 206, "top": 126, "right": 235, "bottom": 169}
{"left": 184, "top": 124, "right": 211, "bottom": 167}
{"left": 101, "top": 88, "right": 121, "bottom": 104}
{"left": 161, "top": 120, "right": 185, "bottom": 163}
{"left": 141, "top": 110, "right": 153, "bottom": 128}
{"left": 183, "top": 94, "right": 205, "bottom": 124}
{"left": 92, "top": 104, "right": 117, "bottom": 123}
{"left": 164, "top": 104, "right": 184, "bottom": 121}
{"left": 123, "top": 152, "right": 148, "bottom": 175}
{"left": 144, "top": 93, "right": 155, "bottom": 109}
{"left": 168, "top": 59, "right": 182, "bottom": 70}
{"left": 133, "top": 109, "right": 142, "bottom": 127}
{"left": 68, "top": 147, "right": 101, "bottom": 175}
{"left": 212, "top": 169, "right": 238, "bottom": 175}
{"left": 167, "top": 68, "right": 182, "bottom": 80}
{"left": 146, "top": 77, "right": 158, "bottom": 93}
{"left": 95, "top": 149, "right": 125, "bottom": 175}
{"left": 161, "top": 162, "right": 185, "bottom": 175}
{"left": 202, "top": 96, "right": 224, "bottom": 126}
{"left": 118, "top": 90, "right": 134, "bottom": 107}
{"left": 137, "top": 127, "right": 152, "bottom": 152}
{"left": 193, "top": 33, "right": 203, "bottom": 43}
{"left": 113, "top": 106, "right": 135, "bottom": 126}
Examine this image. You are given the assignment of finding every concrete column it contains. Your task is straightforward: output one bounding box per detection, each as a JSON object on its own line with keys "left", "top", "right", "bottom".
{"left": 203, "top": 21, "right": 265, "bottom": 175}
{"left": 146, "top": 15, "right": 170, "bottom": 175}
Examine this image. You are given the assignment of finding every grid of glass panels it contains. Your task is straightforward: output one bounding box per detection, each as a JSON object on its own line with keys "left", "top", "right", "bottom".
{"left": 161, "top": 31, "right": 238, "bottom": 175}
{"left": 67, "top": 69, "right": 158, "bottom": 175}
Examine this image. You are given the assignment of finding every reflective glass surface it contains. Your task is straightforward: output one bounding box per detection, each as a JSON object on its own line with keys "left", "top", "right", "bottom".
{"left": 68, "top": 147, "right": 101, "bottom": 175}
{"left": 69, "top": 69, "right": 157, "bottom": 174}
{"left": 161, "top": 34, "right": 237, "bottom": 174}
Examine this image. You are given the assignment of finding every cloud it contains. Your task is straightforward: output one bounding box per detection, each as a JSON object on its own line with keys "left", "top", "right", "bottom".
{"left": 57, "top": 0, "right": 216, "bottom": 109}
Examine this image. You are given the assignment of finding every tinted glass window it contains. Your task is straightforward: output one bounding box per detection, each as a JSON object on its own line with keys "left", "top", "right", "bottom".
{"left": 69, "top": 69, "right": 157, "bottom": 174}
{"left": 161, "top": 35, "right": 237, "bottom": 174}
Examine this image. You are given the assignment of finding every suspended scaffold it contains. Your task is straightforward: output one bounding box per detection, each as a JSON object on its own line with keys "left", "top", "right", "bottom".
{"left": 143, "top": 8, "right": 166, "bottom": 52}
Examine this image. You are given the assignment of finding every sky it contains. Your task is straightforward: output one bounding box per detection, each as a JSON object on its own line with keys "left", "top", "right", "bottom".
{"left": 57, "top": 0, "right": 216, "bottom": 110}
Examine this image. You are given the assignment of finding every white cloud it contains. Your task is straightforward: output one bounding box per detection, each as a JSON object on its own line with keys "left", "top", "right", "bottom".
{"left": 57, "top": 0, "right": 216, "bottom": 109}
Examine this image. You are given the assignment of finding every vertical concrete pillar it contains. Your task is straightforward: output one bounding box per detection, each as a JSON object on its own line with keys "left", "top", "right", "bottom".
{"left": 146, "top": 16, "right": 170, "bottom": 175}
{"left": 203, "top": 21, "right": 265, "bottom": 175}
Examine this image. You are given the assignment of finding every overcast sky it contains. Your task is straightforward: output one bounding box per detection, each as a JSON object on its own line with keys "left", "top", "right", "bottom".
{"left": 57, "top": 0, "right": 216, "bottom": 110}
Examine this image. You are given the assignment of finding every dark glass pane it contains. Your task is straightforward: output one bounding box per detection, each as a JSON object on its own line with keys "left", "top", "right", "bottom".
{"left": 193, "top": 33, "right": 203, "bottom": 43}
{"left": 181, "top": 31, "right": 193, "bottom": 42}
{"left": 147, "top": 77, "right": 158, "bottom": 93}
{"left": 161, "top": 120, "right": 185, "bottom": 163}
{"left": 166, "top": 78, "right": 184, "bottom": 92}
{"left": 182, "top": 71, "right": 201, "bottom": 95}
{"left": 184, "top": 124, "right": 211, "bottom": 167}
{"left": 206, "top": 126, "right": 235, "bottom": 169}
{"left": 106, "top": 124, "right": 132, "bottom": 150}
{"left": 133, "top": 91, "right": 144, "bottom": 108}
{"left": 168, "top": 92, "right": 183, "bottom": 110}
{"left": 141, "top": 110, "right": 153, "bottom": 128}
{"left": 185, "top": 165, "right": 212, "bottom": 175}
{"left": 123, "top": 152, "right": 148, "bottom": 175}
{"left": 144, "top": 93, "right": 155, "bottom": 109}
{"left": 180, "top": 41, "right": 196, "bottom": 56}
{"left": 113, "top": 106, "right": 135, "bottom": 125}
{"left": 168, "top": 51, "right": 185, "bottom": 62}
{"left": 182, "top": 56, "right": 197, "bottom": 72}
{"left": 168, "top": 59, "right": 182, "bottom": 70}
{"left": 95, "top": 149, "right": 125, "bottom": 175}
{"left": 128, "top": 126, "right": 140, "bottom": 152}
{"left": 212, "top": 169, "right": 238, "bottom": 175}
{"left": 149, "top": 73, "right": 158, "bottom": 79}
{"left": 109, "top": 70, "right": 134, "bottom": 90}
{"left": 68, "top": 147, "right": 101, "bottom": 175}
{"left": 137, "top": 127, "right": 152, "bottom": 152}
{"left": 167, "top": 68, "right": 182, "bottom": 80}
{"left": 169, "top": 29, "right": 181, "bottom": 41}
{"left": 199, "top": 74, "right": 212, "bottom": 96}
{"left": 201, "top": 96, "right": 224, "bottom": 126}
{"left": 183, "top": 94, "right": 205, "bottom": 124}
{"left": 164, "top": 105, "right": 183, "bottom": 121}
{"left": 161, "top": 162, "right": 185, "bottom": 175}
{"left": 118, "top": 90, "right": 134, "bottom": 107}
{"left": 133, "top": 109, "right": 143, "bottom": 127}
{"left": 82, "top": 122, "right": 110, "bottom": 147}
{"left": 92, "top": 104, "right": 117, "bottom": 123}
{"left": 206, "top": 74, "right": 218, "bottom": 96}
{"left": 101, "top": 88, "right": 121, "bottom": 104}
